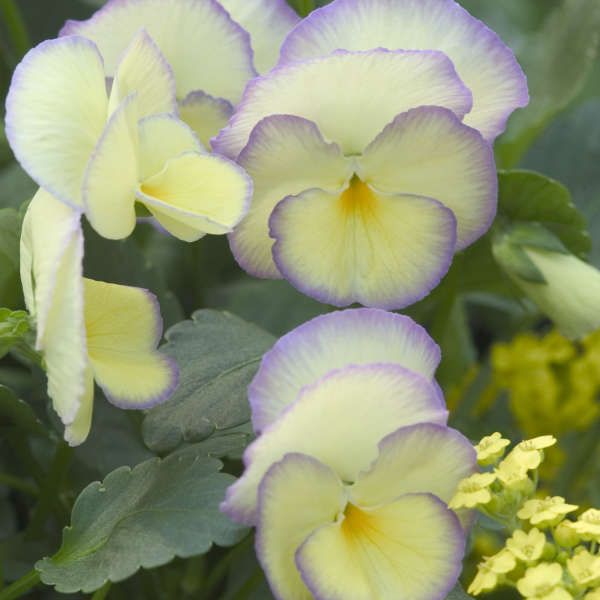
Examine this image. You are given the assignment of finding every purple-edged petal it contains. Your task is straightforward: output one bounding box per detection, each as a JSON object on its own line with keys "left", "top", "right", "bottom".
{"left": 136, "top": 150, "right": 252, "bottom": 242}
{"left": 229, "top": 115, "right": 352, "bottom": 278}
{"left": 279, "top": 0, "right": 529, "bottom": 141}
{"left": 83, "top": 278, "right": 179, "bottom": 409}
{"left": 178, "top": 90, "right": 233, "bottom": 148}
{"left": 250, "top": 308, "right": 441, "bottom": 433}
{"left": 359, "top": 106, "right": 497, "bottom": 250}
{"left": 221, "top": 363, "right": 447, "bottom": 526}
{"left": 20, "top": 190, "right": 88, "bottom": 426}
{"left": 60, "top": 0, "right": 256, "bottom": 103}
{"left": 220, "top": 0, "right": 300, "bottom": 73}
{"left": 296, "top": 493, "right": 464, "bottom": 600}
{"left": 64, "top": 366, "right": 95, "bottom": 446}
{"left": 212, "top": 48, "right": 473, "bottom": 159}
{"left": 350, "top": 423, "right": 477, "bottom": 528}
{"left": 107, "top": 29, "right": 178, "bottom": 120}
{"left": 5, "top": 36, "right": 108, "bottom": 208}
{"left": 255, "top": 454, "right": 345, "bottom": 600}
{"left": 270, "top": 185, "right": 457, "bottom": 309}
{"left": 82, "top": 93, "right": 139, "bottom": 240}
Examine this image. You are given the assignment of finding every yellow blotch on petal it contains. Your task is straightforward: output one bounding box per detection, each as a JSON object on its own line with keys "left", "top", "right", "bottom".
{"left": 339, "top": 174, "right": 379, "bottom": 222}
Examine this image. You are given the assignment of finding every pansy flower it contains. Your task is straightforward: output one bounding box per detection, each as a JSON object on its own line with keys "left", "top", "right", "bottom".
{"left": 60, "top": 0, "right": 299, "bottom": 143}
{"left": 6, "top": 33, "right": 251, "bottom": 241}
{"left": 213, "top": 47, "right": 499, "bottom": 308}
{"left": 20, "top": 189, "right": 178, "bottom": 445}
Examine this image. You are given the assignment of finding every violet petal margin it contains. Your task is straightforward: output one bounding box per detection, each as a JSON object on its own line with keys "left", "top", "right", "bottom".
{"left": 278, "top": 0, "right": 529, "bottom": 141}
{"left": 249, "top": 308, "right": 443, "bottom": 433}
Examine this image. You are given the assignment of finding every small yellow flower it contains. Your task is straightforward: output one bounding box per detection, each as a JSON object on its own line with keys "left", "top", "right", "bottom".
{"left": 449, "top": 472, "right": 496, "bottom": 509}
{"left": 517, "top": 436, "right": 557, "bottom": 452}
{"left": 517, "top": 497, "right": 579, "bottom": 528}
{"left": 475, "top": 432, "right": 511, "bottom": 466}
{"left": 495, "top": 457, "right": 532, "bottom": 493}
{"left": 584, "top": 588, "right": 600, "bottom": 600}
{"left": 553, "top": 520, "right": 581, "bottom": 549}
{"left": 517, "top": 563, "right": 568, "bottom": 599}
{"left": 567, "top": 550, "right": 600, "bottom": 587}
{"left": 573, "top": 509, "right": 600, "bottom": 540}
{"left": 468, "top": 549, "right": 517, "bottom": 595}
{"left": 506, "top": 528, "right": 546, "bottom": 562}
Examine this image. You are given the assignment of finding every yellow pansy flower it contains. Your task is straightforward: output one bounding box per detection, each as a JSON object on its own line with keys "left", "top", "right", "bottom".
{"left": 449, "top": 472, "right": 496, "bottom": 510}
{"left": 506, "top": 528, "right": 546, "bottom": 562}
{"left": 475, "top": 432, "right": 511, "bottom": 466}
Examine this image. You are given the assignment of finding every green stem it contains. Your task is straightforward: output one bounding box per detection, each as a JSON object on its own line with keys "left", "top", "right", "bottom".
{"left": 25, "top": 441, "right": 73, "bottom": 539}
{"left": 0, "top": 570, "right": 40, "bottom": 600}
{"left": 0, "top": 0, "right": 30, "bottom": 59}
{"left": 0, "top": 473, "right": 37, "bottom": 496}
{"left": 91, "top": 582, "right": 111, "bottom": 600}
{"left": 295, "top": 0, "right": 315, "bottom": 17}
{"left": 203, "top": 534, "right": 253, "bottom": 597}
{"left": 10, "top": 343, "right": 43, "bottom": 368}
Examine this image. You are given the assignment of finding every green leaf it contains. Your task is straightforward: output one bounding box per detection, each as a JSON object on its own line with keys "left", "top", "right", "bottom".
{"left": 0, "top": 162, "right": 36, "bottom": 209}
{"left": 206, "top": 277, "right": 329, "bottom": 336}
{"left": 0, "top": 384, "right": 46, "bottom": 437}
{"left": 445, "top": 583, "right": 475, "bottom": 600}
{"left": 0, "top": 207, "right": 23, "bottom": 308}
{"left": 36, "top": 450, "right": 247, "bottom": 594}
{"left": 496, "top": 0, "right": 600, "bottom": 167}
{"left": 497, "top": 170, "right": 591, "bottom": 258}
{"left": 522, "top": 99, "right": 600, "bottom": 265}
{"left": 142, "top": 310, "right": 275, "bottom": 453}
{"left": 0, "top": 308, "right": 29, "bottom": 358}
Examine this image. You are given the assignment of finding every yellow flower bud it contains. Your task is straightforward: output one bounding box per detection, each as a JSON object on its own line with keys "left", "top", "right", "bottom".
{"left": 554, "top": 520, "right": 581, "bottom": 549}
{"left": 573, "top": 509, "right": 600, "bottom": 541}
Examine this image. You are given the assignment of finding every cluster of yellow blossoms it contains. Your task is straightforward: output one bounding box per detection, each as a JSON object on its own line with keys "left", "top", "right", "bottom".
{"left": 450, "top": 433, "right": 600, "bottom": 600}
{"left": 486, "top": 330, "right": 600, "bottom": 436}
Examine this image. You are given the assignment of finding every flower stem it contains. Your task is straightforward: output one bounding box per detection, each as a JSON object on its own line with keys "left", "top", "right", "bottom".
{"left": 0, "top": 570, "right": 40, "bottom": 600}
{"left": 91, "top": 582, "right": 112, "bottom": 600}
{"left": 0, "top": 473, "right": 37, "bottom": 496}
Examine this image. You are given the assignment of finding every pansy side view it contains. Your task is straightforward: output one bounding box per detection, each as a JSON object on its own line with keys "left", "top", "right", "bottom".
{"left": 5, "top": 26, "right": 251, "bottom": 242}
{"left": 222, "top": 309, "right": 478, "bottom": 600}
{"left": 20, "top": 190, "right": 179, "bottom": 446}
{"left": 214, "top": 0, "right": 529, "bottom": 309}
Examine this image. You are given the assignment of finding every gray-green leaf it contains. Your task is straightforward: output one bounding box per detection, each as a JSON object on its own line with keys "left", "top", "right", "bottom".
{"left": 36, "top": 450, "right": 247, "bottom": 593}
{"left": 142, "top": 310, "right": 275, "bottom": 453}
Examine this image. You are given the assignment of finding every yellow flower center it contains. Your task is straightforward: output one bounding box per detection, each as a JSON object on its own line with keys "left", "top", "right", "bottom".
{"left": 339, "top": 174, "right": 379, "bottom": 222}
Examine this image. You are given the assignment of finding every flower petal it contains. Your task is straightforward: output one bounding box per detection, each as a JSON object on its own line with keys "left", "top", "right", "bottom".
{"left": 20, "top": 190, "right": 87, "bottom": 425}
{"left": 296, "top": 493, "right": 464, "bottom": 600}
{"left": 64, "top": 366, "right": 95, "bottom": 446}
{"left": 138, "top": 114, "right": 203, "bottom": 181}
{"left": 213, "top": 48, "right": 473, "bottom": 159}
{"left": 178, "top": 91, "right": 233, "bottom": 149}
{"left": 61, "top": 0, "right": 256, "bottom": 103}
{"left": 82, "top": 93, "right": 139, "bottom": 240}
{"left": 136, "top": 151, "right": 252, "bottom": 241}
{"left": 84, "top": 278, "right": 179, "bottom": 409}
{"left": 221, "top": 363, "right": 447, "bottom": 525}
{"left": 270, "top": 185, "right": 457, "bottom": 309}
{"left": 5, "top": 36, "right": 108, "bottom": 208}
{"left": 279, "top": 0, "right": 529, "bottom": 141}
{"left": 255, "top": 454, "right": 345, "bottom": 600}
{"left": 229, "top": 115, "right": 352, "bottom": 278}
{"left": 250, "top": 308, "right": 441, "bottom": 433}
{"left": 350, "top": 423, "right": 477, "bottom": 528}
{"left": 359, "top": 106, "right": 497, "bottom": 250}
{"left": 107, "top": 29, "right": 177, "bottom": 120}
{"left": 219, "top": 0, "right": 300, "bottom": 73}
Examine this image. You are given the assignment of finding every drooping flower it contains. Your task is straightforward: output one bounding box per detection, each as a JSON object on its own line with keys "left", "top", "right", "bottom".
{"left": 60, "top": 0, "right": 299, "bottom": 143}
{"left": 277, "top": 0, "right": 528, "bottom": 142}
{"left": 468, "top": 549, "right": 518, "bottom": 595}
{"left": 256, "top": 424, "right": 472, "bottom": 600}
{"left": 6, "top": 33, "right": 251, "bottom": 242}
{"left": 20, "top": 189, "right": 178, "bottom": 445}
{"left": 213, "top": 48, "right": 498, "bottom": 307}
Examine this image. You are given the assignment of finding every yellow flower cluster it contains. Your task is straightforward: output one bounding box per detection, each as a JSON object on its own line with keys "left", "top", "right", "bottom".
{"left": 451, "top": 433, "right": 600, "bottom": 600}
{"left": 488, "top": 330, "right": 600, "bottom": 437}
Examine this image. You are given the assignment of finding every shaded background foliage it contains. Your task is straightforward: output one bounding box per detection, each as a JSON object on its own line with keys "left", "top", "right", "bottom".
{"left": 1, "top": 0, "right": 600, "bottom": 599}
